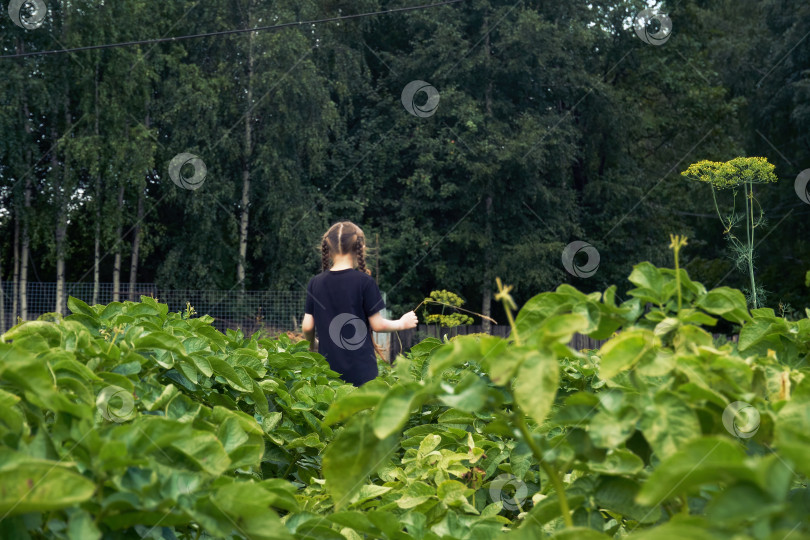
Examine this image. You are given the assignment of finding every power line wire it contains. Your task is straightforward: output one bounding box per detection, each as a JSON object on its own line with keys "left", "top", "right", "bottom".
{"left": 0, "top": 0, "right": 464, "bottom": 60}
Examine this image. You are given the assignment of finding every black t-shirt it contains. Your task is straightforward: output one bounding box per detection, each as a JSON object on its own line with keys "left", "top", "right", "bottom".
{"left": 304, "top": 269, "right": 386, "bottom": 386}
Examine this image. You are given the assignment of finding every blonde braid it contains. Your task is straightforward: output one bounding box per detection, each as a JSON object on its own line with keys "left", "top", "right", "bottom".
{"left": 355, "top": 238, "right": 370, "bottom": 275}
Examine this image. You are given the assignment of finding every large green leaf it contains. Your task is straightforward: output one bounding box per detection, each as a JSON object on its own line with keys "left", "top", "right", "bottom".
{"left": 99, "top": 302, "right": 124, "bottom": 320}
{"left": 515, "top": 292, "right": 571, "bottom": 333}
{"left": 428, "top": 336, "right": 482, "bottom": 376}
{"left": 637, "top": 437, "right": 751, "bottom": 506}
{"left": 704, "top": 483, "right": 781, "bottom": 526}
{"left": 68, "top": 509, "right": 101, "bottom": 540}
{"left": 483, "top": 345, "right": 527, "bottom": 386}
{"left": 627, "top": 262, "right": 672, "bottom": 306}
{"left": 738, "top": 316, "right": 791, "bottom": 352}
{"left": 437, "top": 480, "right": 477, "bottom": 513}
{"left": 437, "top": 372, "right": 490, "bottom": 412}
{"left": 598, "top": 329, "right": 658, "bottom": 379}
{"left": 322, "top": 381, "right": 388, "bottom": 426}
{"left": 67, "top": 296, "right": 99, "bottom": 318}
{"left": 372, "top": 382, "right": 425, "bottom": 439}
{"left": 2, "top": 321, "right": 63, "bottom": 347}
{"left": 524, "top": 313, "right": 589, "bottom": 347}
{"left": 322, "top": 413, "right": 399, "bottom": 509}
{"left": 522, "top": 492, "right": 586, "bottom": 525}
{"left": 133, "top": 331, "right": 188, "bottom": 358}
{"left": 396, "top": 481, "right": 435, "bottom": 509}
{"left": 0, "top": 452, "right": 95, "bottom": 516}
{"left": 327, "top": 511, "right": 379, "bottom": 535}
{"left": 208, "top": 357, "right": 251, "bottom": 392}
{"left": 624, "top": 518, "right": 721, "bottom": 540}
{"left": 639, "top": 391, "right": 701, "bottom": 460}
{"left": 170, "top": 431, "right": 232, "bottom": 475}
{"left": 595, "top": 477, "right": 660, "bottom": 523}
{"left": 211, "top": 481, "right": 292, "bottom": 539}
{"left": 513, "top": 350, "right": 558, "bottom": 427}
{"left": 588, "top": 449, "right": 644, "bottom": 476}
{"left": 774, "top": 388, "right": 810, "bottom": 477}
{"left": 697, "top": 287, "right": 752, "bottom": 325}
{"left": 588, "top": 407, "right": 639, "bottom": 448}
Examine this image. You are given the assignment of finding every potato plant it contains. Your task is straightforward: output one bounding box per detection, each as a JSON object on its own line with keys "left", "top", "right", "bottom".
{"left": 0, "top": 259, "right": 808, "bottom": 539}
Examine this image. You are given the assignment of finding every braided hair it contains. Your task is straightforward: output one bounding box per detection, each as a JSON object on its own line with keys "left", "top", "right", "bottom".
{"left": 320, "top": 221, "right": 371, "bottom": 275}
{"left": 354, "top": 238, "right": 370, "bottom": 275}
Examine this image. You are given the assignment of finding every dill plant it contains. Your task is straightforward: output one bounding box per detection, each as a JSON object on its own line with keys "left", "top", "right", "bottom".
{"left": 419, "top": 289, "right": 474, "bottom": 328}
{"left": 681, "top": 156, "right": 778, "bottom": 308}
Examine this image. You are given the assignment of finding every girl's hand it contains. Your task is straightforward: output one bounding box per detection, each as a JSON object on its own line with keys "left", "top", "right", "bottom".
{"left": 399, "top": 311, "right": 418, "bottom": 330}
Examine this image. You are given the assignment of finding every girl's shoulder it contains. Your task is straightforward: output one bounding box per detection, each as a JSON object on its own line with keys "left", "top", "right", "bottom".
{"left": 353, "top": 269, "right": 378, "bottom": 285}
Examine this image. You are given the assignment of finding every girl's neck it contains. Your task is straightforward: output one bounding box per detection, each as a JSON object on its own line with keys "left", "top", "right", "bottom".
{"left": 329, "top": 253, "right": 355, "bottom": 271}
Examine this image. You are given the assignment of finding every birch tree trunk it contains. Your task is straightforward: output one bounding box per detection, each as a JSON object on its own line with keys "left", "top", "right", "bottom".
{"left": 112, "top": 180, "right": 125, "bottom": 302}
{"left": 237, "top": 1, "right": 255, "bottom": 293}
{"left": 129, "top": 177, "right": 145, "bottom": 301}
{"left": 54, "top": 0, "right": 71, "bottom": 316}
{"left": 11, "top": 209, "right": 19, "bottom": 324}
{"left": 55, "top": 114, "right": 72, "bottom": 316}
{"left": 127, "top": 110, "right": 151, "bottom": 301}
{"left": 55, "top": 171, "right": 68, "bottom": 316}
{"left": 93, "top": 61, "right": 101, "bottom": 305}
{"left": 51, "top": 124, "right": 67, "bottom": 316}
{"left": 17, "top": 37, "right": 32, "bottom": 323}
{"left": 19, "top": 176, "right": 31, "bottom": 322}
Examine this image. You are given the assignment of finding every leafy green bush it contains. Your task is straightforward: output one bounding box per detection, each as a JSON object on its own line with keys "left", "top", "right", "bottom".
{"left": 0, "top": 296, "right": 345, "bottom": 539}
{"left": 320, "top": 261, "right": 810, "bottom": 539}
{"left": 1, "top": 258, "right": 809, "bottom": 539}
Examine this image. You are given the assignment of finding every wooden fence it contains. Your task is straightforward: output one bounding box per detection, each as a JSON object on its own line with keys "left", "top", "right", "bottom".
{"left": 385, "top": 324, "right": 738, "bottom": 362}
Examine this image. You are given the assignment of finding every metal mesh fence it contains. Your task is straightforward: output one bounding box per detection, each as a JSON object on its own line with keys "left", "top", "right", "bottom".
{"left": 0, "top": 281, "right": 307, "bottom": 336}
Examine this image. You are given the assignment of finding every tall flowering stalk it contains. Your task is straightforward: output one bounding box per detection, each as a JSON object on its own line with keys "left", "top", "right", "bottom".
{"left": 681, "top": 157, "right": 778, "bottom": 309}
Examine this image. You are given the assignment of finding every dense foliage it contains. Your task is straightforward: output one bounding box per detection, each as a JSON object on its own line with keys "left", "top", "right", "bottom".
{"left": 1, "top": 257, "right": 808, "bottom": 539}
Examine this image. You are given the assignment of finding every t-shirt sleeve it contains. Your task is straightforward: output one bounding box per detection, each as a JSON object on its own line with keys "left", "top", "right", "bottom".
{"left": 363, "top": 279, "right": 386, "bottom": 318}
{"left": 304, "top": 279, "right": 314, "bottom": 315}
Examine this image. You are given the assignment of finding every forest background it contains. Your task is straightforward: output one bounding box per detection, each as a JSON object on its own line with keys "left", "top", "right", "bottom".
{"left": 0, "top": 0, "right": 808, "bottom": 328}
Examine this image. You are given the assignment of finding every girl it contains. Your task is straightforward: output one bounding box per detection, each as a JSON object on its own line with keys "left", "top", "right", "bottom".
{"left": 302, "top": 221, "right": 418, "bottom": 386}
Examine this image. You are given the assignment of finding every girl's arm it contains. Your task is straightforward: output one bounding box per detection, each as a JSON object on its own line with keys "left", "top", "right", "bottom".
{"left": 368, "top": 311, "right": 418, "bottom": 333}
{"left": 302, "top": 313, "right": 317, "bottom": 352}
